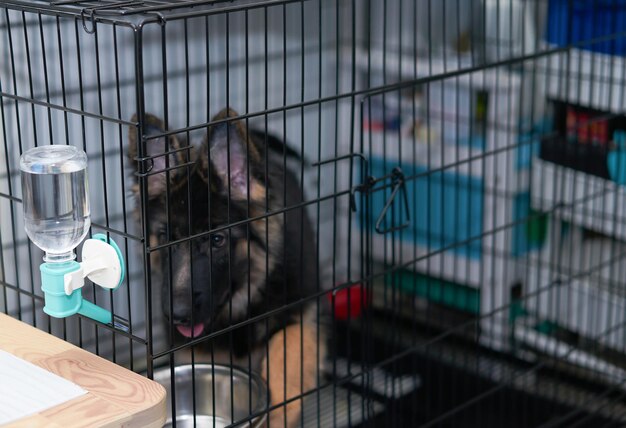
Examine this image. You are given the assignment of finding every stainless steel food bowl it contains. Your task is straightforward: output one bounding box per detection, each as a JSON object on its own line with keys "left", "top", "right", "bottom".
{"left": 153, "top": 364, "right": 268, "bottom": 428}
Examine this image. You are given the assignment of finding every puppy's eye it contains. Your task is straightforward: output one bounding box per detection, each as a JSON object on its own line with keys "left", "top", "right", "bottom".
{"left": 211, "top": 233, "right": 226, "bottom": 248}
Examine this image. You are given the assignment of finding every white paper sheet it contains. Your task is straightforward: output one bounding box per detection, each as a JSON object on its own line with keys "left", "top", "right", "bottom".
{"left": 0, "top": 349, "right": 86, "bottom": 425}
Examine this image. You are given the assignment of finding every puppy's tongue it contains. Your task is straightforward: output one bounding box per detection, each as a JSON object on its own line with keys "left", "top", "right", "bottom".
{"left": 176, "top": 323, "right": 205, "bottom": 338}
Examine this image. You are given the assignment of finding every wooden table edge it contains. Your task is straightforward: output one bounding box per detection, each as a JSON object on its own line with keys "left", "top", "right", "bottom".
{"left": 0, "top": 313, "right": 167, "bottom": 428}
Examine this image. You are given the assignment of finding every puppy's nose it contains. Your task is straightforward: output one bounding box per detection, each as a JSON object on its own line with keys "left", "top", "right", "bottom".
{"left": 172, "top": 303, "right": 192, "bottom": 325}
{"left": 171, "top": 293, "right": 202, "bottom": 325}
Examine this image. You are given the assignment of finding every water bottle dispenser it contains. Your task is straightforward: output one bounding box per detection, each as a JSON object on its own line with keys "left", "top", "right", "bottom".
{"left": 20, "top": 145, "right": 127, "bottom": 330}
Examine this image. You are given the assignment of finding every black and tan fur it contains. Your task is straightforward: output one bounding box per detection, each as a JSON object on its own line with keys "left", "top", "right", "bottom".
{"left": 129, "top": 108, "right": 324, "bottom": 427}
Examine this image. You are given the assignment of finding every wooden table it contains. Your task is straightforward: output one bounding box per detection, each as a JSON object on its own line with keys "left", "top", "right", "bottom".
{"left": 0, "top": 313, "right": 166, "bottom": 428}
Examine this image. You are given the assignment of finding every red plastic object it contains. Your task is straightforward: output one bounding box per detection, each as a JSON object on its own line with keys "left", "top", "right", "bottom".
{"left": 328, "top": 284, "right": 367, "bottom": 320}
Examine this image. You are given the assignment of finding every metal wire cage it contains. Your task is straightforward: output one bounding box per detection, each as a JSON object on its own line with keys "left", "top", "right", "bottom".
{"left": 4, "top": 0, "right": 626, "bottom": 426}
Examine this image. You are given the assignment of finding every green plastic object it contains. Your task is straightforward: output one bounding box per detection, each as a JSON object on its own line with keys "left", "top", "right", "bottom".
{"left": 608, "top": 130, "right": 626, "bottom": 185}
{"left": 388, "top": 269, "right": 481, "bottom": 314}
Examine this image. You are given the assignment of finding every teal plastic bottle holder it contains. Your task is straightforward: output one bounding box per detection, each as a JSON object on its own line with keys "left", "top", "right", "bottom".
{"left": 40, "top": 233, "right": 125, "bottom": 326}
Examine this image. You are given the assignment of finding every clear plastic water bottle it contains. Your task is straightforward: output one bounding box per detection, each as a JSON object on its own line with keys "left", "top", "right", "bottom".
{"left": 20, "top": 145, "right": 91, "bottom": 263}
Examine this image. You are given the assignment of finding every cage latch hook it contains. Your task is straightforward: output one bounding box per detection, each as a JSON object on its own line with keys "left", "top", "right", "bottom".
{"left": 374, "top": 167, "right": 410, "bottom": 234}
{"left": 351, "top": 167, "right": 411, "bottom": 234}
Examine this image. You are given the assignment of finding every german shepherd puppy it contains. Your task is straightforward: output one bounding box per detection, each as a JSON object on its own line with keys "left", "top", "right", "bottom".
{"left": 128, "top": 108, "right": 324, "bottom": 427}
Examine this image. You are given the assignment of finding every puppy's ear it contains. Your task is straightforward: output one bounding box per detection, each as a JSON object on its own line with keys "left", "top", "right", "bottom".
{"left": 128, "top": 113, "right": 187, "bottom": 200}
{"left": 198, "top": 108, "right": 265, "bottom": 202}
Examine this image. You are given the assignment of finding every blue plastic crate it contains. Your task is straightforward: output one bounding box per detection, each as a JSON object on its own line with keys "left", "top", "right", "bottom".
{"left": 546, "top": 0, "right": 626, "bottom": 55}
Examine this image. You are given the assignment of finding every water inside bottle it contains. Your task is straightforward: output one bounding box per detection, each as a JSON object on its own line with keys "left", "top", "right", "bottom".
{"left": 20, "top": 146, "right": 91, "bottom": 259}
